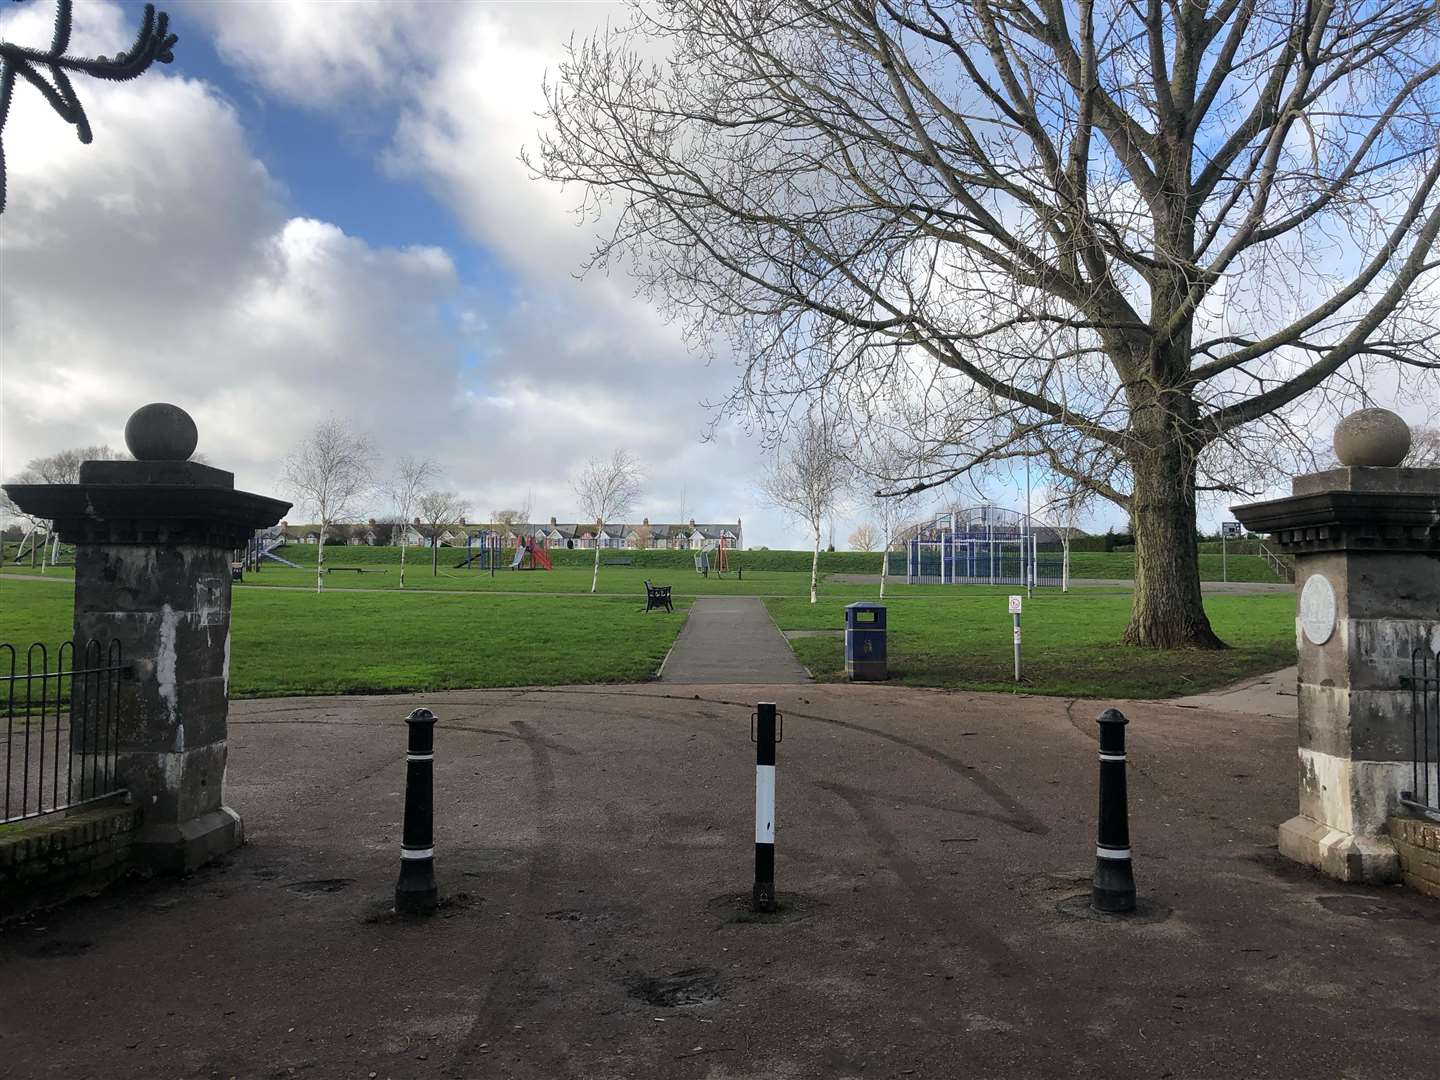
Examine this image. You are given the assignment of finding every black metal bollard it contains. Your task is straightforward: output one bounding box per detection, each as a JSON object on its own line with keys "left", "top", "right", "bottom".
{"left": 752, "top": 702, "right": 780, "bottom": 912}
{"left": 395, "top": 707, "right": 439, "bottom": 915}
{"left": 1092, "top": 707, "right": 1136, "bottom": 913}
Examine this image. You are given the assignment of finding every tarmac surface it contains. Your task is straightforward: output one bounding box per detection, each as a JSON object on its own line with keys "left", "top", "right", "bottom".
{"left": 660, "top": 596, "right": 812, "bottom": 684}
{"left": 2, "top": 682, "right": 1437, "bottom": 1080}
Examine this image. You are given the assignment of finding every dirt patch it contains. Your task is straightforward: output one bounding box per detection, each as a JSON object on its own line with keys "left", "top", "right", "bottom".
{"left": 625, "top": 967, "right": 722, "bottom": 1008}
{"left": 706, "top": 890, "right": 821, "bottom": 925}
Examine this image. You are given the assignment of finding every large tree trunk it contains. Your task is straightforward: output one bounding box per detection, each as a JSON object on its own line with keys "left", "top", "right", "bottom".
{"left": 1123, "top": 443, "right": 1224, "bottom": 649}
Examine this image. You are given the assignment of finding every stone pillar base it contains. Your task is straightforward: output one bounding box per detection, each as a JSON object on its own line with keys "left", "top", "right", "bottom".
{"left": 136, "top": 806, "right": 243, "bottom": 875}
{"left": 1278, "top": 814, "right": 1400, "bottom": 884}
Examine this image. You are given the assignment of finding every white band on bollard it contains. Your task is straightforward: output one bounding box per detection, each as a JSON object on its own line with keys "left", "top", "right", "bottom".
{"left": 400, "top": 846, "right": 434, "bottom": 860}
{"left": 406, "top": 752, "right": 434, "bottom": 762}
{"left": 755, "top": 764, "right": 776, "bottom": 844}
{"left": 1095, "top": 846, "right": 1131, "bottom": 860}
{"left": 1097, "top": 752, "right": 1126, "bottom": 762}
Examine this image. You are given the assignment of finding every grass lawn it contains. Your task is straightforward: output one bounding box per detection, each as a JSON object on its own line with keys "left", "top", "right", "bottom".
{"left": 765, "top": 587, "right": 1296, "bottom": 698}
{"left": 1, "top": 571, "right": 1296, "bottom": 700}
{"left": 0, "top": 577, "right": 690, "bottom": 697}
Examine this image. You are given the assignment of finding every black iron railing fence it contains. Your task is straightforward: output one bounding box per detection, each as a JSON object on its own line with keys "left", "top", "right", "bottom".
{"left": 1401, "top": 649, "right": 1440, "bottom": 821}
{"left": 2, "top": 640, "right": 129, "bottom": 823}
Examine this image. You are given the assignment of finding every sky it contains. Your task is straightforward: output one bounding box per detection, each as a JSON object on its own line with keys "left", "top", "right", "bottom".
{"left": 5, "top": 1, "right": 1415, "bottom": 547}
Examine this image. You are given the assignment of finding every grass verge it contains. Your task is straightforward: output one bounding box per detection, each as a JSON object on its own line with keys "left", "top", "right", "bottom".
{"left": 765, "top": 588, "right": 1295, "bottom": 698}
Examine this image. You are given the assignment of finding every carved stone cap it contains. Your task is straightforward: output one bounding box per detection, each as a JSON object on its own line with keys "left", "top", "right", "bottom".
{"left": 0, "top": 482, "right": 291, "bottom": 548}
{"left": 1232, "top": 467, "right": 1440, "bottom": 555}
{"left": 0, "top": 402, "right": 291, "bottom": 547}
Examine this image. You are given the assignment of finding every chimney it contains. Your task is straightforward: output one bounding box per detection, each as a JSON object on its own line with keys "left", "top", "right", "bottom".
{"left": 413, "top": 516, "right": 420, "bottom": 525}
{"left": 459, "top": 515, "right": 467, "bottom": 526}
{"left": 642, "top": 517, "right": 649, "bottom": 525}
{"left": 367, "top": 518, "right": 375, "bottom": 525}
{"left": 689, "top": 518, "right": 696, "bottom": 527}
{"left": 550, "top": 516, "right": 557, "bottom": 527}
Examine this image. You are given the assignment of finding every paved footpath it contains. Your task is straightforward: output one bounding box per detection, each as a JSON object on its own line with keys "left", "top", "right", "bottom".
{"left": 3, "top": 684, "right": 1437, "bottom": 1080}
{"left": 660, "top": 595, "right": 812, "bottom": 684}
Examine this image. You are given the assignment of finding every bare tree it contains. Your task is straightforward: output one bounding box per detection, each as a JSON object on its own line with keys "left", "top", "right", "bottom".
{"left": 283, "top": 419, "right": 374, "bottom": 593}
{"left": 572, "top": 449, "right": 644, "bottom": 593}
{"left": 416, "top": 489, "right": 467, "bottom": 577}
{"left": 1403, "top": 426, "right": 1440, "bottom": 468}
{"left": 384, "top": 455, "right": 437, "bottom": 589}
{"left": 2, "top": 445, "right": 126, "bottom": 568}
{"left": 538, "top": 2, "right": 1440, "bottom": 648}
{"left": 761, "top": 416, "right": 849, "bottom": 603}
{"left": 848, "top": 523, "right": 880, "bottom": 552}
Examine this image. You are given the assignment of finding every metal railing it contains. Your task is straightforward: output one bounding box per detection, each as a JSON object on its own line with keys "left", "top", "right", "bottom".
{"left": 2, "top": 640, "right": 129, "bottom": 823}
{"left": 1256, "top": 541, "right": 1295, "bottom": 583}
{"left": 1401, "top": 649, "right": 1440, "bottom": 822}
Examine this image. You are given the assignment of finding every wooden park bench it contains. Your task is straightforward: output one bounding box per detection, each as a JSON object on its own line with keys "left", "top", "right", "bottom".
{"left": 644, "top": 579, "right": 673, "bottom": 613}
{"left": 603, "top": 557, "right": 635, "bottom": 566}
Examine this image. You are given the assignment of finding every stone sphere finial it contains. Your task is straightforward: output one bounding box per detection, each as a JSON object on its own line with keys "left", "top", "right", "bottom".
{"left": 124, "top": 403, "right": 198, "bottom": 462}
{"left": 1333, "top": 407, "right": 1411, "bottom": 468}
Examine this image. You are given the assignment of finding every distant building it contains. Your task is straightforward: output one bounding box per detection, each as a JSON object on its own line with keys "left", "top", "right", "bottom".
{"left": 273, "top": 517, "right": 742, "bottom": 551}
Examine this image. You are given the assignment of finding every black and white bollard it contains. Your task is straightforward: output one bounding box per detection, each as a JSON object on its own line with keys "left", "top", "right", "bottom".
{"left": 1092, "top": 707, "right": 1136, "bottom": 914}
{"left": 752, "top": 702, "right": 780, "bottom": 912}
{"left": 395, "top": 707, "right": 439, "bottom": 915}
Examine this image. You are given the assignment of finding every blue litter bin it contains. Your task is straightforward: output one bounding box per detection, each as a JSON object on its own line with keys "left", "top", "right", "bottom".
{"left": 845, "top": 602, "right": 887, "bottom": 681}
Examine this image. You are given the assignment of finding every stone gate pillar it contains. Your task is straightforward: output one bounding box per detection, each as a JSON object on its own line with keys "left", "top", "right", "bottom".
{"left": 1233, "top": 408, "right": 1440, "bottom": 883}
{"left": 2, "top": 404, "right": 289, "bottom": 872}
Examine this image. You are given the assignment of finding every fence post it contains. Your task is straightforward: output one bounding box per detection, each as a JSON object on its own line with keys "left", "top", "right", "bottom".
{"left": 1092, "top": 708, "right": 1136, "bottom": 913}
{"left": 753, "top": 702, "right": 779, "bottom": 913}
{"left": 395, "top": 707, "right": 439, "bottom": 915}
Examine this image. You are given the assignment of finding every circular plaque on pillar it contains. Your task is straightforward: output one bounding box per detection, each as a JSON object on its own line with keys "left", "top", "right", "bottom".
{"left": 1300, "top": 574, "right": 1337, "bottom": 646}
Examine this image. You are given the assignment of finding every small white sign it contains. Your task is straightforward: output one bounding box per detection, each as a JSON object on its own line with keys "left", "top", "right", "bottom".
{"left": 1300, "top": 574, "right": 1337, "bottom": 646}
{"left": 1013, "top": 626, "right": 1022, "bottom": 643}
{"left": 1222, "top": 521, "right": 1243, "bottom": 539}
{"left": 1008, "top": 595, "right": 1023, "bottom": 614}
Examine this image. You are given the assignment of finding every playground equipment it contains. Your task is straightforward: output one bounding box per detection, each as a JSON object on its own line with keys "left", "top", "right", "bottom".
{"left": 257, "top": 534, "right": 301, "bottom": 569}
{"left": 455, "top": 531, "right": 505, "bottom": 574}
{"left": 10, "top": 526, "right": 66, "bottom": 567}
{"left": 903, "top": 506, "right": 1062, "bottom": 587}
{"left": 694, "top": 536, "right": 736, "bottom": 579}
{"left": 510, "top": 535, "right": 552, "bottom": 571}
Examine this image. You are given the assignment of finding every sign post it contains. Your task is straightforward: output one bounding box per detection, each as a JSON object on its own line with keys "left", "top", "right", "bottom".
{"left": 1009, "top": 594, "right": 1023, "bottom": 683}
{"left": 1221, "top": 521, "right": 1241, "bottom": 583}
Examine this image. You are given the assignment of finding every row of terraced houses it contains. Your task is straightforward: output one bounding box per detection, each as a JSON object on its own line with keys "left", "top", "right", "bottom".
{"left": 276, "top": 517, "right": 742, "bottom": 551}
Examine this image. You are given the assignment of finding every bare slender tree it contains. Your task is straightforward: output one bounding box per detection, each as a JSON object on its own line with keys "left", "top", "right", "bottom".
{"left": 385, "top": 455, "right": 437, "bottom": 589}
{"left": 1, "top": 445, "right": 126, "bottom": 569}
{"left": 761, "top": 416, "right": 850, "bottom": 603}
{"left": 848, "top": 523, "right": 880, "bottom": 552}
{"left": 537, "top": 1, "right": 1440, "bottom": 648}
{"left": 283, "top": 420, "right": 374, "bottom": 594}
{"left": 572, "top": 449, "right": 644, "bottom": 593}
{"left": 416, "top": 489, "right": 467, "bottom": 577}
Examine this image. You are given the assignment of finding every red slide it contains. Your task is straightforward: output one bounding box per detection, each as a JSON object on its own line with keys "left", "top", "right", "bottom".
{"left": 530, "top": 538, "right": 552, "bottom": 570}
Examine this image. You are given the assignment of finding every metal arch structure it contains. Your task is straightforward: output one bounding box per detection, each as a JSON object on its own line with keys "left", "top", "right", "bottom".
{"left": 901, "top": 505, "right": 1064, "bottom": 588}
